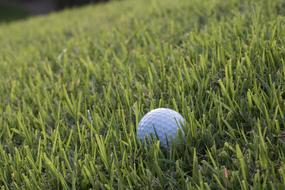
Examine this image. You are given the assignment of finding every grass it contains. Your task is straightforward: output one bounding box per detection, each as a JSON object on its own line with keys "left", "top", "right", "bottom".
{"left": 0, "top": 0, "right": 284, "bottom": 189}
{"left": 0, "top": 4, "right": 30, "bottom": 23}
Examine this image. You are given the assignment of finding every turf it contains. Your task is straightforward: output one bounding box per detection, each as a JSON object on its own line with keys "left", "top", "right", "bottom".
{"left": 0, "top": 4, "right": 30, "bottom": 23}
{"left": 0, "top": 0, "right": 285, "bottom": 189}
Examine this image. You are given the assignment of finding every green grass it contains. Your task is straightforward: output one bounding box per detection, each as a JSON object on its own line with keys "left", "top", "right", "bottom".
{"left": 0, "top": 0, "right": 285, "bottom": 189}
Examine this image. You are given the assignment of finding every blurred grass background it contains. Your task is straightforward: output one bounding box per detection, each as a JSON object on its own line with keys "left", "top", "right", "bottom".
{"left": 0, "top": 0, "right": 110, "bottom": 23}
{"left": 0, "top": 3, "right": 30, "bottom": 22}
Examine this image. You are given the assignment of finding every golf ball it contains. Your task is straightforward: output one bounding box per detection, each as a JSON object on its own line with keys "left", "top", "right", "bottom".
{"left": 137, "top": 108, "right": 185, "bottom": 148}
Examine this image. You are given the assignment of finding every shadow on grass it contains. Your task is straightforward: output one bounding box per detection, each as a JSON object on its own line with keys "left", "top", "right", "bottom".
{"left": 0, "top": 4, "right": 30, "bottom": 23}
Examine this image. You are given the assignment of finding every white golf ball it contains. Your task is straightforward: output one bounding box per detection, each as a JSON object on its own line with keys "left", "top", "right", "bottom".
{"left": 137, "top": 108, "right": 185, "bottom": 148}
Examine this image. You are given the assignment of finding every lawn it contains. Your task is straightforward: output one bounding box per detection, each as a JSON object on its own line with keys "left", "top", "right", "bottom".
{"left": 0, "top": 4, "right": 30, "bottom": 23}
{"left": 0, "top": 0, "right": 285, "bottom": 189}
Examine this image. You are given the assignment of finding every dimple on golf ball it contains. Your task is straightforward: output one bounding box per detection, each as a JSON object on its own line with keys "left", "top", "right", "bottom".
{"left": 137, "top": 108, "right": 185, "bottom": 148}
